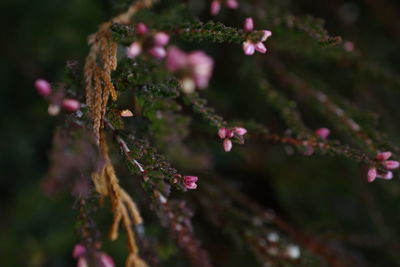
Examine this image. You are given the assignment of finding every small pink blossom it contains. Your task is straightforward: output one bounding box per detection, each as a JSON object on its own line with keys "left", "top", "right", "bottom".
{"left": 73, "top": 244, "right": 115, "bottom": 267}
{"left": 135, "top": 22, "right": 148, "bottom": 35}
{"left": 244, "top": 17, "right": 254, "bottom": 32}
{"left": 218, "top": 128, "right": 227, "bottom": 139}
{"left": 223, "top": 139, "right": 233, "bottom": 152}
{"left": 367, "top": 167, "right": 377, "bottom": 183}
{"left": 153, "top": 32, "right": 170, "bottom": 46}
{"left": 210, "top": 1, "right": 221, "bottom": 15}
{"left": 126, "top": 42, "right": 142, "bottom": 59}
{"left": 234, "top": 127, "right": 247, "bottom": 135}
{"left": 242, "top": 18, "right": 272, "bottom": 56}
{"left": 148, "top": 46, "right": 166, "bottom": 60}
{"left": 343, "top": 41, "right": 354, "bottom": 52}
{"left": 62, "top": 98, "right": 80, "bottom": 112}
{"left": 225, "top": 0, "right": 238, "bottom": 9}
{"left": 183, "top": 176, "right": 198, "bottom": 189}
{"left": 377, "top": 171, "right": 393, "bottom": 180}
{"left": 73, "top": 244, "right": 86, "bottom": 258}
{"left": 383, "top": 160, "right": 400, "bottom": 170}
{"left": 35, "top": 79, "right": 52, "bottom": 97}
{"left": 376, "top": 151, "right": 392, "bottom": 161}
{"left": 315, "top": 128, "right": 330, "bottom": 139}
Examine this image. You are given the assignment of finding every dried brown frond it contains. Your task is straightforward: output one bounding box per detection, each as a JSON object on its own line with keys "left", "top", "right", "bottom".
{"left": 84, "top": 0, "right": 158, "bottom": 143}
{"left": 93, "top": 132, "right": 146, "bottom": 267}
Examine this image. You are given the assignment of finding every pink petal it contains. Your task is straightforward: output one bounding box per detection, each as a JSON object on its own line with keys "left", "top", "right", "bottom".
{"left": 377, "top": 171, "right": 393, "bottom": 180}
{"left": 243, "top": 41, "right": 255, "bottom": 55}
{"left": 244, "top": 17, "right": 254, "bottom": 32}
{"left": 99, "top": 253, "right": 115, "bottom": 267}
{"left": 367, "top": 168, "right": 377, "bottom": 183}
{"left": 225, "top": 0, "right": 238, "bottom": 9}
{"left": 383, "top": 160, "right": 400, "bottom": 170}
{"left": 224, "top": 139, "right": 233, "bottom": 152}
{"left": 315, "top": 128, "right": 330, "bottom": 140}
{"left": 126, "top": 42, "right": 142, "bottom": 59}
{"left": 62, "top": 99, "right": 80, "bottom": 112}
{"left": 261, "top": 30, "right": 272, "bottom": 42}
{"left": 218, "top": 128, "right": 227, "bottom": 139}
{"left": 148, "top": 46, "right": 166, "bottom": 60}
{"left": 166, "top": 47, "right": 187, "bottom": 72}
{"left": 254, "top": 42, "right": 267, "bottom": 53}
{"left": 135, "top": 22, "right": 148, "bottom": 35}
{"left": 376, "top": 151, "right": 392, "bottom": 161}
{"left": 73, "top": 244, "right": 86, "bottom": 259}
{"left": 234, "top": 127, "right": 247, "bottom": 135}
{"left": 34, "top": 79, "right": 51, "bottom": 97}
{"left": 210, "top": 1, "right": 221, "bottom": 15}
{"left": 183, "top": 176, "right": 198, "bottom": 189}
{"left": 77, "top": 257, "right": 89, "bottom": 267}
{"left": 153, "top": 32, "right": 170, "bottom": 46}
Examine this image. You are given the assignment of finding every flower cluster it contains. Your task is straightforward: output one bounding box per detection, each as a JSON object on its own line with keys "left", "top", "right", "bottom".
{"left": 166, "top": 47, "right": 214, "bottom": 93}
{"left": 218, "top": 127, "right": 247, "bottom": 152}
{"left": 367, "top": 151, "right": 400, "bottom": 182}
{"left": 242, "top": 18, "right": 272, "bottom": 56}
{"left": 35, "top": 79, "right": 80, "bottom": 115}
{"left": 126, "top": 22, "right": 170, "bottom": 60}
{"left": 73, "top": 244, "right": 114, "bottom": 267}
{"left": 210, "top": 0, "right": 238, "bottom": 16}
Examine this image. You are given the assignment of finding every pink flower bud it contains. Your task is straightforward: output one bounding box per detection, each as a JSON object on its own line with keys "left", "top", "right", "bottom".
{"left": 378, "top": 171, "right": 393, "bottom": 180}
{"left": 254, "top": 42, "right": 267, "bottom": 53}
{"left": 35, "top": 79, "right": 51, "bottom": 97}
{"left": 218, "top": 128, "right": 227, "bottom": 139}
{"left": 226, "top": 129, "right": 234, "bottom": 138}
{"left": 154, "top": 32, "right": 170, "bottom": 46}
{"left": 261, "top": 30, "right": 272, "bottom": 41}
{"left": 376, "top": 151, "right": 392, "bottom": 161}
{"left": 315, "top": 128, "right": 330, "bottom": 140}
{"left": 148, "top": 46, "right": 166, "bottom": 59}
{"left": 183, "top": 176, "right": 198, "bottom": 189}
{"left": 166, "top": 47, "right": 187, "bottom": 72}
{"left": 223, "top": 139, "right": 233, "bottom": 152}
{"left": 234, "top": 127, "right": 247, "bottom": 135}
{"left": 210, "top": 1, "right": 221, "bottom": 15}
{"left": 73, "top": 244, "right": 86, "bottom": 259}
{"left": 126, "top": 42, "right": 142, "bottom": 59}
{"left": 225, "top": 0, "right": 238, "bottom": 9}
{"left": 244, "top": 17, "right": 254, "bottom": 32}
{"left": 135, "top": 22, "right": 148, "bottom": 35}
{"left": 243, "top": 41, "right": 255, "bottom": 55}
{"left": 367, "top": 167, "right": 377, "bottom": 183}
{"left": 383, "top": 160, "right": 400, "bottom": 170}
{"left": 99, "top": 253, "right": 115, "bottom": 267}
{"left": 62, "top": 98, "right": 80, "bottom": 112}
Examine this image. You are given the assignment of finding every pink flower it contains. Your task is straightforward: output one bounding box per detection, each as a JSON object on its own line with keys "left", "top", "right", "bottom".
{"left": 135, "top": 22, "right": 148, "bottom": 35}
{"left": 62, "top": 99, "right": 80, "bottom": 112}
{"left": 153, "top": 32, "right": 170, "bottom": 46}
{"left": 315, "top": 128, "right": 330, "bottom": 139}
{"left": 242, "top": 18, "right": 272, "bottom": 55}
{"left": 35, "top": 79, "right": 51, "bottom": 97}
{"left": 223, "top": 139, "right": 233, "bottom": 152}
{"left": 148, "top": 46, "right": 166, "bottom": 60}
{"left": 72, "top": 244, "right": 115, "bottom": 267}
{"left": 210, "top": 1, "right": 221, "bottom": 15}
{"left": 218, "top": 127, "right": 247, "bottom": 152}
{"left": 166, "top": 47, "right": 214, "bottom": 93}
{"left": 376, "top": 151, "right": 392, "bottom": 161}
{"left": 183, "top": 176, "right": 198, "bottom": 189}
{"left": 244, "top": 17, "right": 254, "bottom": 32}
{"left": 343, "top": 41, "right": 354, "bottom": 52}
{"left": 234, "top": 127, "right": 247, "bottom": 135}
{"left": 383, "top": 160, "right": 400, "bottom": 170}
{"left": 367, "top": 167, "right": 377, "bottom": 183}
{"left": 377, "top": 171, "right": 393, "bottom": 180}
{"left": 126, "top": 42, "right": 142, "bottom": 59}
{"left": 225, "top": 0, "right": 238, "bottom": 9}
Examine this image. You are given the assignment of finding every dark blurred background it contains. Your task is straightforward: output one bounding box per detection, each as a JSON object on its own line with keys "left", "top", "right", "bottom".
{"left": 1, "top": 0, "right": 400, "bottom": 266}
